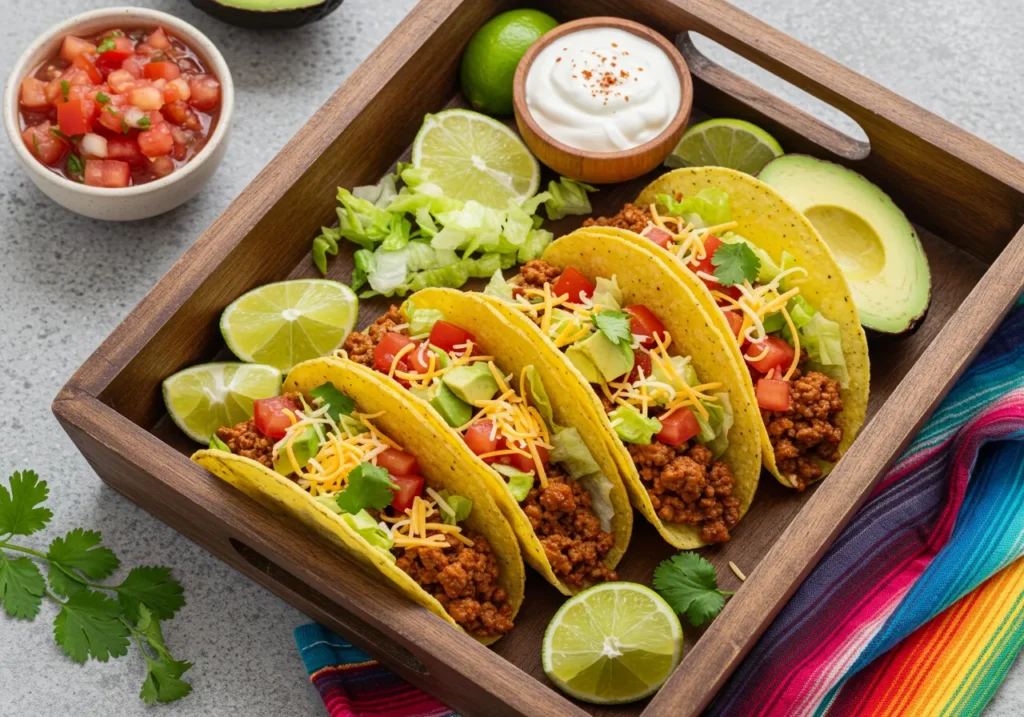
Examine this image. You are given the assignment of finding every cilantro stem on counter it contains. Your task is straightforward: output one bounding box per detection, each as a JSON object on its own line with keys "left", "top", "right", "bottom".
{"left": 653, "top": 551, "right": 734, "bottom": 627}
{"left": 0, "top": 470, "right": 191, "bottom": 704}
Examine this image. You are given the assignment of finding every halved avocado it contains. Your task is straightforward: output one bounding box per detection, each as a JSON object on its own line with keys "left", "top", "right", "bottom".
{"left": 190, "top": 0, "right": 344, "bottom": 29}
{"left": 759, "top": 155, "right": 931, "bottom": 335}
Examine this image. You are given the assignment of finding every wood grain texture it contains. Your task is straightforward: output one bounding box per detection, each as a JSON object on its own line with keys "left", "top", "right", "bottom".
{"left": 53, "top": 0, "right": 1024, "bottom": 715}
{"left": 512, "top": 16, "right": 693, "bottom": 184}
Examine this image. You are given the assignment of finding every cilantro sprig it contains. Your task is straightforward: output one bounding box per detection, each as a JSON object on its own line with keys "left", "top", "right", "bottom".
{"left": 0, "top": 470, "right": 191, "bottom": 704}
{"left": 334, "top": 462, "right": 397, "bottom": 514}
{"left": 592, "top": 309, "right": 633, "bottom": 346}
{"left": 653, "top": 552, "right": 734, "bottom": 627}
{"left": 711, "top": 241, "right": 760, "bottom": 287}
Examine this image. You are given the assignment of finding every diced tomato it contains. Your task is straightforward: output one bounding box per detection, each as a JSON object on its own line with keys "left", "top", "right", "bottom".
{"left": 552, "top": 266, "right": 595, "bottom": 302}
{"left": 389, "top": 475, "right": 424, "bottom": 513}
{"left": 84, "top": 159, "right": 130, "bottom": 188}
{"left": 745, "top": 336, "right": 795, "bottom": 376}
{"left": 509, "top": 444, "right": 549, "bottom": 474}
{"left": 60, "top": 36, "right": 98, "bottom": 63}
{"left": 19, "top": 77, "right": 48, "bottom": 110}
{"left": 163, "top": 77, "right": 191, "bottom": 103}
{"left": 21, "top": 123, "right": 68, "bottom": 166}
{"left": 464, "top": 420, "right": 498, "bottom": 457}
{"left": 628, "top": 348, "right": 652, "bottom": 382}
{"left": 144, "top": 61, "right": 181, "bottom": 81}
{"left": 625, "top": 305, "right": 665, "bottom": 348}
{"left": 107, "top": 69, "right": 137, "bottom": 93}
{"left": 121, "top": 55, "right": 145, "bottom": 79}
{"left": 137, "top": 122, "right": 173, "bottom": 157}
{"left": 252, "top": 395, "right": 302, "bottom": 439}
{"left": 428, "top": 321, "right": 475, "bottom": 354}
{"left": 376, "top": 447, "right": 420, "bottom": 477}
{"left": 162, "top": 100, "right": 202, "bottom": 130}
{"left": 641, "top": 225, "right": 673, "bottom": 249}
{"left": 373, "top": 332, "right": 415, "bottom": 374}
{"left": 148, "top": 155, "right": 175, "bottom": 178}
{"left": 656, "top": 409, "right": 702, "bottom": 446}
{"left": 147, "top": 27, "right": 172, "bottom": 50}
{"left": 72, "top": 54, "right": 103, "bottom": 84}
{"left": 129, "top": 86, "right": 164, "bottom": 110}
{"left": 723, "top": 310, "right": 744, "bottom": 339}
{"left": 106, "top": 137, "right": 144, "bottom": 165}
{"left": 404, "top": 343, "right": 434, "bottom": 374}
{"left": 45, "top": 68, "right": 90, "bottom": 105}
{"left": 97, "top": 36, "right": 135, "bottom": 66}
{"left": 97, "top": 103, "right": 128, "bottom": 134}
{"left": 188, "top": 74, "right": 220, "bottom": 111}
{"left": 756, "top": 378, "right": 791, "bottom": 412}
{"left": 57, "top": 99, "right": 96, "bottom": 135}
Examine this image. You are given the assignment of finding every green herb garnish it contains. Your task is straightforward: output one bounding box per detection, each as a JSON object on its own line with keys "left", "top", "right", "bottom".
{"left": 334, "top": 463, "right": 397, "bottom": 514}
{"left": 0, "top": 470, "right": 191, "bottom": 703}
{"left": 32, "top": 134, "right": 40, "bottom": 156}
{"left": 49, "top": 126, "right": 69, "bottom": 140}
{"left": 60, "top": 80, "right": 70, "bottom": 102}
{"left": 66, "top": 153, "right": 84, "bottom": 179}
{"left": 653, "top": 552, "right": 734, "bottom": 627}
{"left": 96, "top": 38, "right": 117, "bottom": 54}
{"left": 96, "top": 91, "right": 110, "bottom": 104}
{"left": 121, "top": 117, "right": 129, "bottom": 134}
{"left": 309, "top": 383, "right": 355, "bottom": 423}
{"left": 711, "top": 241, "right": 760, "bottom": 287}
{"left": 591, "top": 310, "right": 633, "bottom": 347}
{"left": 137, "top": 116, "right": 151, "bottom": 130}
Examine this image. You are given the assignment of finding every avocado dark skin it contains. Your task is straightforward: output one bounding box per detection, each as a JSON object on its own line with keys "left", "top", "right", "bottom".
{"left": 189, "top": 0, "right": 344, "bottom": 29}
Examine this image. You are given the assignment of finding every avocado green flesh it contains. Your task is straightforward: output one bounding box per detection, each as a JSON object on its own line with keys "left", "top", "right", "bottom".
{"left": 577, "top": 330, "right": 634, "bottom": 382}
{"left": 442, "top": 363, "right": 499, "bottom": 405}
{"left": 213, "top": 0, "right": 324, "bottom": 9}
{"left": 759, "top": 155, "right": 931, "bottom": 334}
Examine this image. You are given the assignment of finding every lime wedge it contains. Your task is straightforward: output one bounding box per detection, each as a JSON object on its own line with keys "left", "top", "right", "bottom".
{"left": 666, "top": 118, "right": 783, "bottom": 175}
{"left": 220, "top": 279, "right": 358, "bottom": 373}
{"left": 163, "top": 363, "right": 281, "bottom": 443}
{"left": 412, "top": 109, "right": 540, "bottom": 210}
{"left": 542, "top": 583, "right": 683, "bottom": 705}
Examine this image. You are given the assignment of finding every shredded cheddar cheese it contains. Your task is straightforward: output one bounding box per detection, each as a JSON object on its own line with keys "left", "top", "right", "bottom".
{"left": 388, "top": 495, "right": 473, "bottom": 548}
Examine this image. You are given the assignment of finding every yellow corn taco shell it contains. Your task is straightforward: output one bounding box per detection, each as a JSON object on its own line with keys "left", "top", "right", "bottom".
{"left": 366, "top": 287, "right": 634, "bottom": 596}
{"left": 481, "top": 231, "right": 762, "bottom": 549}
{"left": 587, "top": 166, "right": 869, "bottom": 488}
{"left": 192, "top": 358, "right": 525, "bottom": 645}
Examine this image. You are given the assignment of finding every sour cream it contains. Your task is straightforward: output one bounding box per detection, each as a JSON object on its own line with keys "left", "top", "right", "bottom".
{"left": 524, "top": 27, "right": 682, "bottom": 154}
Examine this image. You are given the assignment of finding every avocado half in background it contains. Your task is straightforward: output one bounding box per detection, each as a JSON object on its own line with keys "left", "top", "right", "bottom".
{"left": 759, "top": 155, "right": 931, "bottom": 335}
{"left": 190, "top": 0, "right": 343, "bottom": 29}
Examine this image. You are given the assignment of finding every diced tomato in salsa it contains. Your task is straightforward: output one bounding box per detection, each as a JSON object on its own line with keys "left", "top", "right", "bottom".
{"left": 625, "top": 305, "right": 665, "bottom": 348}
{"left": 656, "top": 409, "right": 701, "bottom": 446}
{"left": 16, "top": 25, "right": 221, "bottom": 187}
{"left": 390, "top": 475, "right": 425, "bottom": 513}
{"left": 375, "top": 447, "right": 420, "bottom": 477}
{"left": 552, "top": 266, "right": 595, "bottom": 302}
{"left": 428, "top": 321, "right": 475, "bottom": 354}
{"left": 253, "top": 395, "right": 302, "bottom": 440}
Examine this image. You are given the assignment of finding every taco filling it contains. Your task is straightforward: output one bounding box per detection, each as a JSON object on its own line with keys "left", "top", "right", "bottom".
{"left": 486, "top": 261, "right": 741, "bottom": 544}
{"left": 211, "top": 384, "right": 513, "bottom": 638}
{"left": 341, "top": 309, "right": 620, "bottom": 588}
{"left": 585, "top": 195, "right": 848, "bottom": 490}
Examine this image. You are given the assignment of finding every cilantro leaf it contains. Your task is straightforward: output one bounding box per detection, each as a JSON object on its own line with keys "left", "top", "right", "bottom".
{"left": 591, "top": 310, "right": 633, "bottom": 346}
{"left": 96, "top": 38, "right": 116, "bottom": 53}
{"left": 60, "top": 80, "right": 70, "bottom": 102}
{"left": 334, "top": 462, "right": 397, "bottom": 514}
{"left": 48, "top": 566, "right": 88, "bottom": 598}
{"left": 136, "top": 605, "right": 170, "bottom": 658}
{"left": 0, "top": 556, "right": 45, "bottom": 619}
{"left": 95, "top": 91, "right": 110, "bottom": 104}
{"left": 310, "top": 383, "right": 355, "bottom": 423}
{"left": 711, "top": 241, "right": 760, "bottom": 287}
{"left": 48, "top": 528, "right": 120, "bottom": 584}
{"left": 66, "top": 153, "right": 84, "bottom": 178}
{"left": 115, "top": 566, "right": 185, "bottom": 622}
{"left": 653, "top": 552, "right": 731, "bottom": 627}
{"left": 137, "top": 116, "right": 151, "bottom": 129}
{"left": 141, "top": 656, "right": 193, "bottom": 704}
{"left": 0, "top": 470, "right": 53, "bottom": 536}
{"left": 53, "top": 590, "right": 130, "bottom": 663}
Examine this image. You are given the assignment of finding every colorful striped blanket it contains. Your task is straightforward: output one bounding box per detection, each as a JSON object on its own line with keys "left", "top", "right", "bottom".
{"left": 296, "top": 299, "right": 1024, "bottom": 717}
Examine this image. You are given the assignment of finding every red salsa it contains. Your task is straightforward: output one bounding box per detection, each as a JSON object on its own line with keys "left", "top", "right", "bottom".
{"left": 18, "top": 26, "right": 222, "bottom": 188}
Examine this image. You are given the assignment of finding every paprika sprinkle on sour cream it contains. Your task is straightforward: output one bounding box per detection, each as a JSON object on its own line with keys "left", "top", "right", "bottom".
{"left": 524, "top": 27, "right": 681, "bottom": 154}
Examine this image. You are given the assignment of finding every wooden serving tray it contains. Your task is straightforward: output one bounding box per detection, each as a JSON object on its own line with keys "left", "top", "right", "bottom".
{"left": 53, "top": 1, "right": 1024, "bottom": 715}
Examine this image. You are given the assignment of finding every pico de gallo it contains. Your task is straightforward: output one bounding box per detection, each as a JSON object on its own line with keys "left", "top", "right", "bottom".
{"left": 584, "top": 191, "right": 850, "bottom": 489}
{"left": 18, "top": 26, "right": 222, "bottom": 188}
{"left": 209, "top": 383, "right": 514, "bottom": 638}
{"left": 339, "top": 305, "right": 622, "bottom": 589}
{"left": 487, "top": 262, "right": 742, "bottom": 544}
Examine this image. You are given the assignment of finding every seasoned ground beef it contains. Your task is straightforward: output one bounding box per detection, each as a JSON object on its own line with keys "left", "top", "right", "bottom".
{"left": 629, "top": 441, "right": 740, "bottom": 544}
{"left": 521, "top": 470, "right": 618, "bottom": 588}
{"left": 519, "top": 259, "right": 562, "bottom": 288}
{"left": 341, "top": 305, "right": 405, "bottom": 366}
{"left": 582, "top": 203, "right": 654, "bottom": 235}
{"left": 394, "top": 531, "right": 514, "bottom": 638}
{"left": 763, "top": 369, "right": 844, "bottom": 491}
{"left": 215, "top": 419, "right": 275, "bottom": 468}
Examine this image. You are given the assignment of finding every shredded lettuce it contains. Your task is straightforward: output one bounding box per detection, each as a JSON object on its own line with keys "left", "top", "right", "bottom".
{"left": 657, "top": 188, "right": 731, "bottom": 227}
{"left": 592, "top": 276, "right": 623, "bottom": 311}
{"left": 580, "top": 474, "right": 615, "bottom": 533}
{"left": 608, "top": 406, "right": 662, "bottom": 445}
{"left": 525, "top": 366, "right": 554, "bottom": 430}
{"left": 518, "top": 229, "right": 553, "bottom": 263}
{"left": 352, "top": 173, "right": 399, "bottom": 208}
{"left": 484, "top": 269, "right": 514, "bottom": 301}
{"left": 651, "top": 354, "right": 698, "bottom": 397}
{"left": 545, "top": 177, "right": 598, "bottom": 220}
{"left": 340, "top": 509, "right": 396, "bottom": 557}
{"left": 492, "top": 465, "right": 534, "bottom": 502}
{"left": 405, "top": 300, "right": 444, "bottom": 338}
{"left": 800, "top": 313, "right": 850, "bottom": 388}
{"left": 436, "top": 489, "right": 472, "bottom": 526}
{"left": 700, "top": 393, "right": 734, "bottom": 458}
{"left": 550, "top": 427, "right": 601, "bottom": 478}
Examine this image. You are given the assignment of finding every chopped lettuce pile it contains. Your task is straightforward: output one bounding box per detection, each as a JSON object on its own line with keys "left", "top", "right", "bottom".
{"left": 312, "top": 168, "right": 597, "bottom": 297}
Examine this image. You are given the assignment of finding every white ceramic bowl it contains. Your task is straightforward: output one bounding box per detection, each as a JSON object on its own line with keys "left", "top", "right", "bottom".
{"left": 3, "top": 7, "right": 234, "bottom": 221}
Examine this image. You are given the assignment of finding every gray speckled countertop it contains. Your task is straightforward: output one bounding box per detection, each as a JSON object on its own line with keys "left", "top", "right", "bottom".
{"left": 1, "top": 1, "right": 1022, "bottom": 715}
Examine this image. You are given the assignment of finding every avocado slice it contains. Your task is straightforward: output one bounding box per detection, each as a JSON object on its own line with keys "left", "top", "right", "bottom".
{"left": 565, "top": 343, "right": 603, "bottom": 383}
{"left": 759, "top": 155, "right": 931, "bottom": 334}
{"left": 273, "top": 425, "right": 319, "bottom": 476}
{"left": 189, "top": 0, "right": 343, "bottom": 29}
{"left": 577, "top": 330, "right": 634, "bottom": 382}
{"left": 430, "top": 382, "right": 474, "bottom": 428}
{"left": 442, "top": 363, "right": 499, "bottom": 406}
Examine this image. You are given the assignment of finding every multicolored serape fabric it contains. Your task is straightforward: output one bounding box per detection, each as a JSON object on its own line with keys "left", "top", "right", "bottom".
{"left": 297, "top": 299, "right": 1024, "bottom": 717}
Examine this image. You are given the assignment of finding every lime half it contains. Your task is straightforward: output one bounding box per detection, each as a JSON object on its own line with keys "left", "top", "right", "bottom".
{"left": 542, "top": 583, "right": 683, "bottom": 705}
{"left": 163, "top": 363, "right": 281, "bottom": 443}
{"left": 666, "top": 118, "right": 783, "bottom": 175}
{"left": 412, "top": 109, "right": 540, "bottom": 210}
{"left": 221, "top": 279, "right": 358, "bottom": 373}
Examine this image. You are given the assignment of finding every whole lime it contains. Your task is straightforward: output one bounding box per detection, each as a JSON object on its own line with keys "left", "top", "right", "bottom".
{"left": 460, "top": 9, "right": 558, "bottom": 117}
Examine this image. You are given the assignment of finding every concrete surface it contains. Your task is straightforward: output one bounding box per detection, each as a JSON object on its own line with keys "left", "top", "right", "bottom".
{"left": 1, "top": 0, "right": 1022, "bottom": 715}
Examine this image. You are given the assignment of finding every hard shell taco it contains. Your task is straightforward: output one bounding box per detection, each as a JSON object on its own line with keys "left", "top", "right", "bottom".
{"left": 581, "top": 166, "right": 870, "bottom": 490}
{"left": 479, "top": 232, "right": 762, "bottom": 549}
{"left": 336, "top": 289, "right": 633, "bottom": 595}
{"left": 192, "top": 358, "right": 525, "bottom": 644}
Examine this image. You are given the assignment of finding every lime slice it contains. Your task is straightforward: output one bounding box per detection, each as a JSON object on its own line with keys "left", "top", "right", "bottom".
{"left": 412, "top": 109, "right": 540, "bottom": 210}
{"left": 542, "top": 583, "right": 683, "bottom": 705}
{"left": 220, "top": 279, "right": 358, "bottom": 373}
{"left": 666, "top": 118, "right": 783, "bottom": 175}
{"left": 163, "top": 363, "right": 282, "bottom": 443}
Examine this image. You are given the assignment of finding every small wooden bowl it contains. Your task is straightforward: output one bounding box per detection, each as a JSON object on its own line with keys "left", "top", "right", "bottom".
{"left": 513, "top": 17, "right": 693, "bottom": 185}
